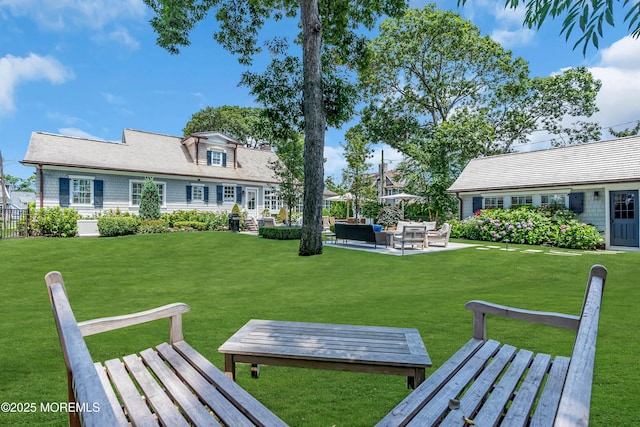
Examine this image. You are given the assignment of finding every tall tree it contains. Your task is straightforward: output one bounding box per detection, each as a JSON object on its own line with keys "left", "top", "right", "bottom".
{"left": 144, "top": 0, "right": 407, "bottom": 255}
{"left": 341, "top": 126, "right": 375, "bottom": 219}
{"left": 360, "top": 5, "right": 601, "bottom": 218}
{"left": 183, "top": 105, "right": 268, "bottom": 148}
{"left": 269, "top": 133, "right": 305, "bottom": 225}
{"left": 459, "top": 0, "right": 640, "bottom": 54}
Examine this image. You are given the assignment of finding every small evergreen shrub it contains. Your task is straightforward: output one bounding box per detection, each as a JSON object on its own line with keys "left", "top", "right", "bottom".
{"left": 97, "top": 216, "right": 140, "bottom": 237}
{"left": 276, "top": 207, "right": 287, "bottom": 223}
{"left": 259, "top": 226, "right": 302, "bottom": 240}
{"left": 139, "top": 219, "right": 170, "bottom": 234}
{"left": 139, "top": 178, "right": 161, "bottom": 220}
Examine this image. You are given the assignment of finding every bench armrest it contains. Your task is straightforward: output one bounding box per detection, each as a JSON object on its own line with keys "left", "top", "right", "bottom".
{"left": 78, "top": 303, "right": 190, "bottom": 343}
{"left": 465, "top": 300, "right": 580, "bottom": 340}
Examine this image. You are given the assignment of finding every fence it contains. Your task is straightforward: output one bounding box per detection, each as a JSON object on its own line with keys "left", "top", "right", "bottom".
{"left": 0, "top": 207, "right": 29, "bottom": 239}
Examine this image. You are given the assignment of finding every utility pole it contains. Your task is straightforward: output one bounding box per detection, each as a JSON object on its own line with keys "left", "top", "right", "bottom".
{"left": 0, "top": 150, "right": 6, "bottom": 225}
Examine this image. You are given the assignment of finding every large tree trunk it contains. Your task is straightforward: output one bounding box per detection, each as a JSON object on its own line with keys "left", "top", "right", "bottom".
{"left": 299, "top": 0, "right": 325, "bottom": 256}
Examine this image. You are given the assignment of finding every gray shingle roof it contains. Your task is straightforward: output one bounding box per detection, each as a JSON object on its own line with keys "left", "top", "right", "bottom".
{"left": 22, "top": 129, "right": 279, "bottom": 184}
{"left": 448, "top": 135, "right": 640, "bottom": 193}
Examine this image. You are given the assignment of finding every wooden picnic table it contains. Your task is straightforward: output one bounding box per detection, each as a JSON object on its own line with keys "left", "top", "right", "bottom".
{"left": 219, "top": 319, "right": 431, "bottom": 389}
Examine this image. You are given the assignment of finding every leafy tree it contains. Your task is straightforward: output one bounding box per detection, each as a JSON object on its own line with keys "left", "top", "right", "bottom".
{"left": 324, "top": 176, "right": 346, "bottom": 195}
{"left": 360, "top": 5, "right": 601, "bottom": 219}
{"left": 341, "top": 126, "right": 375, "bottom": 219}
{"left": 610, "top": 121, "right": 640, "bottom": 137}
{"left": 458, "top": 0, "right": 640, "bottom": 54}
{"left": 269, "top": 133, "right": 304, "bottom": 226}
{"left": 3, "top": 174, "right": 35, "bottom": 192}
{"left": 143, "top": 0, "right": 407, "bottom": 256}
{"left": 139, "top": 178, "right": 161, "bottom": 220}
{"left": 183, "top": 105, "right": 270, "bottom": 148}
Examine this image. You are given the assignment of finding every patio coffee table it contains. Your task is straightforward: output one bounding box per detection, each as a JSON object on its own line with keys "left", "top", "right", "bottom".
{"left": 218, "top": 319, "right": 431, "bottom": 389}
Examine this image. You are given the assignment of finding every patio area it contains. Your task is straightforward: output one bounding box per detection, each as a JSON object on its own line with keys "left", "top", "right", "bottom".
{"left": 324, "top": 239, "right": 477, "bottom": 255}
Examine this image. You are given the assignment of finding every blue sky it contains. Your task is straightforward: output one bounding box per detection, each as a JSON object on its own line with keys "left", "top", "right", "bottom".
{"left": 1, "top": 0, "right": 639, "bottom": 181}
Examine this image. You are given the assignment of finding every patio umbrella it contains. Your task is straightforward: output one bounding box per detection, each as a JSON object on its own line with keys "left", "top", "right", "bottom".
{"left": 325, "top": 192, "right": 355, "bottom": 217}
{"left": 380, "top": 193, "right": 423, "bottom": 216}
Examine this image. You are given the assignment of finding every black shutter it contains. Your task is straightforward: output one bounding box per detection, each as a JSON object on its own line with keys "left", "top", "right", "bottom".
{"left": 207, "top": 151, "right": 212, "bottom": 165}
{"left": 222, "top": 153, "right": 227, "bottom": 167}
{"left": 59, "top": 178, "right": 70, "bottom": 207}
{"left": 94, "top": 180, "right": 103, "bottom": 208}
{"left": 236, "top": 186, "right": 242, "bottom": 203}
{"left": 203, "top": 186, "right": 209, "bottom": 203}
{"left": 186, "top": 185, "right": 192, "bottom": 202}
{"left": 472, "top": 196, "right": 483, "bottom": 213}
{"left": 217, "top": 185, "right": 223, "bottom": 204}
{"left": 569, "top": 192, "right": 584, "bottom": 214}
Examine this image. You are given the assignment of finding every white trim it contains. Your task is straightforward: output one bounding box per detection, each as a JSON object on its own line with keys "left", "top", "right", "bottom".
{"left": 129, "top": 179, "right": 167, "bottom": 207}
{"left": 68, "top": 174, "right": 95, "bottom": 180}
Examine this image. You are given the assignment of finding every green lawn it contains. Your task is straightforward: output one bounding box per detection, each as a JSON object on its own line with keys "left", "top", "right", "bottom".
{"left": 0, "top": 232, "right": 637, "bottom": 426}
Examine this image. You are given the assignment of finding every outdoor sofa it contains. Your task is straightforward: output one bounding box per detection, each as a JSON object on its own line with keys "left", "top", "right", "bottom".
{"left": 334, "top": 223, "right": 386, "bottom": 248}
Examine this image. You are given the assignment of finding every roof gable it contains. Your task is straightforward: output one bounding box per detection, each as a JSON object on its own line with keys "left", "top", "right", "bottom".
{"left": 448, "top": 136, "right": 640, "bottom": 193}
{"left": 22, "top": 128, "right": 278, "bottom": 183}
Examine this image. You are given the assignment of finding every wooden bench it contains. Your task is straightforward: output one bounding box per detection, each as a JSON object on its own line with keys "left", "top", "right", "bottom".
{"left": 376, "top": 264, "right": 607, "bottom": 427}
{"left": 45, "top": 271, "right": 288, "bottom": 427}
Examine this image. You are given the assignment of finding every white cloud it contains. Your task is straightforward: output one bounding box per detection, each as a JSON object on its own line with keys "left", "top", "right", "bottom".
{"left": 0, "top": 53, "right": 73, "bottom": 115}
{"left": 0, "top": 0, "right": 146, "bottom": 48}
{"left": 585, "top": 36, "right": 640, "bottom": 136}
{"left": 0, "top": 0, "right": 147, "bottom": 30}
{"left": 323, "top": 145, "right": 346, "bottom": 179}
{"left": 491, "top": 27, "right": 536, "bottom": 48}
{"left": 102, "top": 93, "right": 126, "bottom": 105}
{"left": 58, "top": 127, "right": 106, "bottom": 141}
{"left": 106, "top": 27, "right": 141, "bottom": 50}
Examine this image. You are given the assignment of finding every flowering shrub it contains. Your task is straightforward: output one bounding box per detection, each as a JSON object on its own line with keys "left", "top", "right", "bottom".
{"left": 451, "top": 206, "right": 603, "bottom": 249}
{"left": 376, "top": 205, "right": 403, "bottom": 228}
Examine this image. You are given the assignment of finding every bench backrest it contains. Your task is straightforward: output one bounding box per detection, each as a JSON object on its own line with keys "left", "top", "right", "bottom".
{"left": 334, "top": 223, "right": 376, "bottom": 242}
{"left": 555, "top": 264, "right": 607, "bottom": 427}
{"left": 45, "top": 272, "right": 126, "bottom": 427}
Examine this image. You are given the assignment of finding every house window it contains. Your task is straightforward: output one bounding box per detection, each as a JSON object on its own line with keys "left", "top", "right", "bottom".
{"left": 484, "top": 197, "right": 504, "bottom": 209}
{"left": 130, "top": 180, "right": 165, "bottom": 206}
{"left": 208, "top": 150, "right": 227, "bottom": 167}
{"left": 211, "top": 151, "right": 222, "bottom": 165}
{"left": 223, "top": 185, "right": 236, "bottom": 202}
{"left": 541, "top": 194, "right": 566, "bottom": 207}
{"left": 264, "top": 189, "right": 283, "bottom": 210}
{"left": 72, "top": 178, "right": 92, "bottom": 205}
{"left": 192, "top": 185, "right": 204, "bottom": 202}
{"left": 511, "top": 195, "right": 533, "bottom": 207}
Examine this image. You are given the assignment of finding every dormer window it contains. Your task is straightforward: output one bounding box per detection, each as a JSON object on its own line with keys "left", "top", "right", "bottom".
{"left": 207, "top": 149, "right": 227, "bottom": 167}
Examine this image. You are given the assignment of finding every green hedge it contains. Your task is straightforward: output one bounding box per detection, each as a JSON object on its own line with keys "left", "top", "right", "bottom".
{"left": 162, "top": 210, "right": 228, "bottom": 230}
{"left": 98, "top": 216, "right": 140, "bottom": 237}
{"left": 259, "top": 226, "right": 302, "bottom": 240}
{"left": 173, "top": 221, "right": 207, "bottom": 231}
{"left": 28, "top": 207, "right": 81, "bottom": 237}
{"left": 139, "top": 219, "right": 170, "bottom": 234}
{"left": 451, "top": 206, "right": 603, "bottom": 250}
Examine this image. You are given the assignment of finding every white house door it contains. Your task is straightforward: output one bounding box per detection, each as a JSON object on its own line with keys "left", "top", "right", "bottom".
{"left": 246, "top": 188, "right": 258, "bottom": 218}
{"left": 610, "top": 190, "right": 639, "bottom": 246}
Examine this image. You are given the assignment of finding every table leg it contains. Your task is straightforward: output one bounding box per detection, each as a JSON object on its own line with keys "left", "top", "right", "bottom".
{"left": 413, "top": 367, "right": 426, "bottom": 389}
{"left": 251, "top": 364, "right": 261, "bottom": 378}
{"left": 224, "top": 354, "right": 236, "bottom": 381}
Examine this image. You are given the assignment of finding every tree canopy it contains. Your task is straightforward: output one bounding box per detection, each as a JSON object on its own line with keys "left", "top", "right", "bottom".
{"left": 360, "top": 5, "right": 601, "bottom": 218}
{"left": 143, "top": 0, "right": 407, "bottom": 255}
{"left": 183, "top": 105, "right": 268, "bottom": 148}
{"left": 458, "top": 0, "right": 640, "bottom": 54}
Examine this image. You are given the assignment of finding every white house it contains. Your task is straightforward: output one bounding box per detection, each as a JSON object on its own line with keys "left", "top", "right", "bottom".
{"left": 448, "top": 135, "right": 640, "bottom": 249}
{"left": 21, "top": 129, "right": 283, "bottom": 219}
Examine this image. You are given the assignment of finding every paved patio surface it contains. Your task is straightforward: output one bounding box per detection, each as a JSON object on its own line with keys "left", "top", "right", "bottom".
{"left": 324, "top": 240, "right": 477, "bottom": 256}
